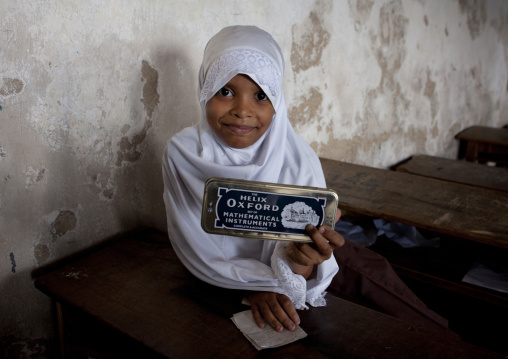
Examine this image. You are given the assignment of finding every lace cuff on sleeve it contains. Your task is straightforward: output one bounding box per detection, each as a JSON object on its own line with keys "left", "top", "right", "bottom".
{"left": 270, "top": 242, "right": 308, "bottom": 309}
{"left": 271, "top": 242, "right": 330, "bottom": 308}
{"left": 270, "top": 241, "right": 330, "bottom": 310}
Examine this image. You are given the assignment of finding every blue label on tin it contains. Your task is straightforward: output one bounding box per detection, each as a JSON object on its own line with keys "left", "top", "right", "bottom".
{"left": 213, "top": 187, "right": 327, "bottom": 235}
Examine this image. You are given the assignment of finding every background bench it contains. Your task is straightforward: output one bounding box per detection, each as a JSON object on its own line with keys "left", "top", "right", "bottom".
{"left": 392, "top": 155, "right": 508, "bottom": 192}
{"left": 456, "top": 125, "right": 508, "bottom": 166}
{"left": 320, "top": 157, "right": 508, "bottom": 355}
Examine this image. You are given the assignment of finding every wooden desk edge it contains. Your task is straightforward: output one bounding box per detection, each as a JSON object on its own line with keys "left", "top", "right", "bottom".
{"left": 319, "top": 157, "right": 508, "bottom": 249}
{"left": 455, "top": 126, "right": 508, "bottom": 145}
{"left": 34, "top": 228, "right": 505, "bottom": 358}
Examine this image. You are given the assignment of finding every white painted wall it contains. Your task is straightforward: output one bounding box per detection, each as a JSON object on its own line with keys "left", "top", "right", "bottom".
{"left": 1, "top": 0, "right": 507, "bottom": 355}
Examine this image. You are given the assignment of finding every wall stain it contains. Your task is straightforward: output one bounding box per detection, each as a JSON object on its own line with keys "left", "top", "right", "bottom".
{"left": 359, "top": 0, "right": 411, "bottom": 155}
{"left": 327, "top": 0, "right": 426, "bottom": 164}
{"left": 458, "top": 0, "right": 487, "bottom": 40}
{"left": 89, "top": 171, "right": 116, "bottom": 201}
{"left": 424, "top": 71, "right": 436, "bottom": 99}
{"left": 10, "top": 252, "right": 16, "bottom": 273}
{"left": 313, "top": 120, "right": 339, "bottom": 157}
{"left": 101, "top": 186, "right": 115, "bottom": 200}
{"left": 371, "top": 0, "right": 409, "bottom": 100}
{"left": 116, "top": 60, "right": 157, "bottom": 166}
{"left": 121, "top": 123, "right": 131, "bottom": 134}
{"left": 0, "top": 145, "right": 6, "bottom": 159}
{"left": 424, "top": 70, "right": 438, "bottom": 120}
{"left": 24, "top": 167, "right": 46, "bottom": 190}
{"left": 36, "top": 168, "right": 45, "bottom": 182}
{"left": 288, "top": 87, "right": 323, "bottom": 127}
{"left": 407, "top": 126, "right": 427, "bottom": 153}
{"left": 356, "top": 0, "right": 375, "bottom": 17}
{"left": 141, "top": 60, "right": 160, "bottom": 119}
{"left": 348, "top": 0, "right": 375, "bottom": 25}
{"left": 432, "top": 124, "right": 439, "bottom": 138}
{"left": 378, "top": 0, "right": 408, "bottom": 58}
{"left": 470, "top": 67, "right": 476, "bottom": 79}
{"left": 291, "top": 11, "right": 331, "bottom": 73}
{"left": 116, "top": 119, "right": 152, "bottom": 166}
{"left": 34, "top": 244, "right": 50, "bottom": 265}
{"left": 0, "top": 77, "right": 24, "bottom": 97}
{"left": 49, "top": 210, "right": 77, "bottom": 240}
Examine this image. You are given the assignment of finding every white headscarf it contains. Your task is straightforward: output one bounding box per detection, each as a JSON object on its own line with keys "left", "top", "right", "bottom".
{"left": 163, "top": 26, "right": 338, "bottom": 308}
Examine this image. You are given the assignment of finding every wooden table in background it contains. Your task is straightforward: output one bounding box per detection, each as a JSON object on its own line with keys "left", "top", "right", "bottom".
{"left": 393, "top": 155, "right": 508, "bottom": 192}
{"left": 34, "top": 229, "right": 500, "bottom": 359}
{"left": 320, "top": 157, "right": 508, "bottom": 355}
{"left": 456, "top": 126, "right": 508, "bottom": 165}
{"left": 320, "top": 158, "right": 508, "bottom": 249}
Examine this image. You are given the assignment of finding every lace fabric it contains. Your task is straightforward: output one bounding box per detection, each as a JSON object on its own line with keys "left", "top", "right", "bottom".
{"left": 271, "top": 241, "right": 328, "bottom": 309}
{"left": 199, "top": 48, "right": 282, "bottom": 104}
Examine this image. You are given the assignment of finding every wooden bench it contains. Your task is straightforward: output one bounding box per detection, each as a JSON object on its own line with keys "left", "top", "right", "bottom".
{"left": 456, "top": 126, "right": 508, "bottom": 165}
{"left": 320, "top": 157, "right": 508, "bottom": 248}
{"left": 34, "top": 228, "right": 503, "bottom": 358}
{"left": 393, "top": 155, "right": 508, "bottom": 192}
{"left": 320, "top": 157, "right": 508, "bottom": 354}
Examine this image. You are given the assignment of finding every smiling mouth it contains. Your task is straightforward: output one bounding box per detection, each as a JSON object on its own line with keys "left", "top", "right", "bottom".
{"left": 224, "top": 124, "right": 255, "bottom": 135}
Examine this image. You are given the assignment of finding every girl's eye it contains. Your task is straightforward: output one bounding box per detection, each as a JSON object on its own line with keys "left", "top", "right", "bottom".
{"left": 255, "top": 92, "right": 268, "bottom": 101}
{"left": 218, "top": 88, "right": 233, "bottom": 97}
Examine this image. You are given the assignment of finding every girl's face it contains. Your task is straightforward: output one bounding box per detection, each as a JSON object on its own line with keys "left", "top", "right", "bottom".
{"left": 205, "top": 74, "right": 275, "bottom": 149}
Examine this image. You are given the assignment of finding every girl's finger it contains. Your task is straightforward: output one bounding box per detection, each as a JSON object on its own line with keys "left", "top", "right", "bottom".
{"left": 251, "top": 303, "right": 266, "bottom": 329}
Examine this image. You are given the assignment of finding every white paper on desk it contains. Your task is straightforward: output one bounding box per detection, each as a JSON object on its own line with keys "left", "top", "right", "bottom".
{"left": 231, "top": 310, "right": 307, "bottom": 350}
{"left": 462, "top": 263, "right": 508, "bottom": 294}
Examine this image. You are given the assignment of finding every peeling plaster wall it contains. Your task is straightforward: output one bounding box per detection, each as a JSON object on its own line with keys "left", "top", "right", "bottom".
{"left": 1, "top": 0, "right": 507, "bottom": 356}
{"left": 288, "top": 0, "right": 508, "bottom": 166}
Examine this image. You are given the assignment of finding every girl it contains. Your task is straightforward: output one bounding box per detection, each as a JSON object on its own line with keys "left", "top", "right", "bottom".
{"left": 163, "top": 25, "right": 449, "bottom": 334}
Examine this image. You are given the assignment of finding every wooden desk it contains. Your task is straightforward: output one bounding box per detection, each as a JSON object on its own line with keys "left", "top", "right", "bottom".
{"left": 320, "top": 158, "right": 508, "bottom": 249}
{"left": 34, "top": 229, "right": 500, "bottom": 359}
{"left": 393, "top": 155, "right": 508, "bottom": 192}
{"left": 456, "top": 126, "right": 508, "bottom": 165}
{"left": 321, "top": 158, "right": 508, "bottom": 355}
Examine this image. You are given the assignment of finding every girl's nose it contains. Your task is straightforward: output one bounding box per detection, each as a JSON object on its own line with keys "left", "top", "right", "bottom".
{"left": 231, "top": 96, "right": 254, "bottom": 119}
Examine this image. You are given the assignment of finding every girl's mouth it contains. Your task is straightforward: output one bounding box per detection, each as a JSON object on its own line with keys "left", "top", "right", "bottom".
{"left": 224, "top": 124, "right": 255, "bottom": 135}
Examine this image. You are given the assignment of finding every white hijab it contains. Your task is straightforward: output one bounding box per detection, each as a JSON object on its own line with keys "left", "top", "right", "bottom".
{"left": 163, "top": 26, "right": 338, "bottom": 307}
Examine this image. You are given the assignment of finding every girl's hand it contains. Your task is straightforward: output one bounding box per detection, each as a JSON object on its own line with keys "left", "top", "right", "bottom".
{"left": 285, "top": 209, "right": 345, "bottom": 278}
{"left": 248, "top": 291, "right": 300, "bottom": 332}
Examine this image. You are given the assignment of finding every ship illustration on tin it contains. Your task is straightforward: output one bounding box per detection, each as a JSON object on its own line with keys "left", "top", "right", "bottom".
{"left": 281, "top": 202, "right": 320, "bottom": 229}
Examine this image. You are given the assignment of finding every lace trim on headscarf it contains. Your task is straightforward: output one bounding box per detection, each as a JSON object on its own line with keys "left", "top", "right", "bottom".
{"left": 199, "top": 48, "right": 281, "bottom": 103}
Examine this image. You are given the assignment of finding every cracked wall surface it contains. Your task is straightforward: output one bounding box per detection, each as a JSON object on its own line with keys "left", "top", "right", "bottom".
{"left": 1, "top": 0, "right": 507, "bottom": 357}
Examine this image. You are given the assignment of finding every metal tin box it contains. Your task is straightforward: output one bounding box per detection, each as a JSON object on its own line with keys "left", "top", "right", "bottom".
{"left": 201, "top": 177, "right": 339, "bottom": 243}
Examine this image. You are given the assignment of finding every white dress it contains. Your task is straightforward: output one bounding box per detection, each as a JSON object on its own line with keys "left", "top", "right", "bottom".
{"left": 162, "top": 26, "right": 338, "bottom": 309}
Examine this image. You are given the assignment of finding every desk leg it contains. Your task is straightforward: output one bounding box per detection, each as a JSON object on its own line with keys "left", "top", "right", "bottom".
{"left": 56, "top": 302, "right": 66, "bottom": 359}
{"left": 465, "top": 141, "right": 479, "bottom": 162}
